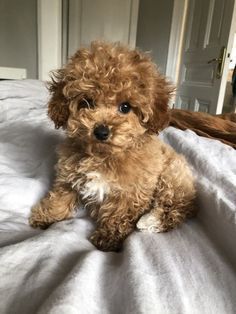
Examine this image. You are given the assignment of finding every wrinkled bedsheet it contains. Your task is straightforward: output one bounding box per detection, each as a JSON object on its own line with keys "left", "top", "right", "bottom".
{"left": 0, "top": 80, "right": 236, "bottom": 314}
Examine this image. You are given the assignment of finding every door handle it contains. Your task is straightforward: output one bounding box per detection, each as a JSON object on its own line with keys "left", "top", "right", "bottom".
{"left": 207, "top": 58, "right": 221, "bottom": 64}
{"left": 207, "top": 47, "right": 226, "bottom": 79}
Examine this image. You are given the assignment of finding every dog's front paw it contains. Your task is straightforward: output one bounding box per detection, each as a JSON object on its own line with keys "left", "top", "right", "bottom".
{"left": 29, "top": 215, "right": 50, "bottom": 229}
{"left": 29, "top": 205, "right": 51, "bottom": 230}
{"left": 90, "top": 230, "right": 122, "bottom": 252}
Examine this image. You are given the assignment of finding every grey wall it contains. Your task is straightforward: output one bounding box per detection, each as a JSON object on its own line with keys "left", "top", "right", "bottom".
{"left": 0, "top": 0, "right": 38, "bottom": 79}
{"left": 136, "top": 0, "right": 174, "bottom": 74}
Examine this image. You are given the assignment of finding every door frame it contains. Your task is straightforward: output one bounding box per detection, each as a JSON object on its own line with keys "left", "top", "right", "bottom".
{"left": 167, "top": 0, "right": 236, "bottom": 113}
{"left": 166, "top": 0, "right": 188, "bottom": 87}
{"left": 216, "top": 0, "right": 236, "bottom": 113}
{"left": 37, "top": 0, "right": 62, "bottom": 81}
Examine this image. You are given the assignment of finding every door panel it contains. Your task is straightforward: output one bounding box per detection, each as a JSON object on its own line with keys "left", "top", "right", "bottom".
{"left": 81, "top": 0, "right": 132, "bottom": 46}
{"left": 206, "top": 1, "right": 225, "bottom": 48}
{"left": 67, "top": 0, "right": 139, "bottom": 57}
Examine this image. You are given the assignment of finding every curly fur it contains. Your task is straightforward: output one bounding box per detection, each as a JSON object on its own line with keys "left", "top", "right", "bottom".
{"left": 29, "top": 42, "right": 196, "bottom": 251}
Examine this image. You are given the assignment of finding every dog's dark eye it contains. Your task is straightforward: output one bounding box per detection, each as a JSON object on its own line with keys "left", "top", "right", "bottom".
{"left": 78, "top": 98, "right": 94, "bottom": 109}
{"left": 119, "top": 102, "right": 131, "bottom": 114}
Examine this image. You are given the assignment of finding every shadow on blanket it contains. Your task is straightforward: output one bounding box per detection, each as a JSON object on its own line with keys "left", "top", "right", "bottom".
{"left": 170, "top": 109, "right": 236, "bottom": 149}
{"left": 0, "top": 122, "right": 61, "bottom": 181}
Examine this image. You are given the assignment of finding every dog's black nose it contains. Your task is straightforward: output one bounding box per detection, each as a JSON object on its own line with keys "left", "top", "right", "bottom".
{"left": 93, "top": 125, "right": 110, "bottom": 141}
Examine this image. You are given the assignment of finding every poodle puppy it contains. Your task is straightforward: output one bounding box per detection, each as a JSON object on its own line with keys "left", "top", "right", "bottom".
{"left": 29, "top": 42, "right": 196, "bottom": 251}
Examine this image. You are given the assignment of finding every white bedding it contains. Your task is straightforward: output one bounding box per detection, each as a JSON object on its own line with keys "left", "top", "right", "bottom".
{"left": 0, "top": 80, "right": 236, "bottom": 314}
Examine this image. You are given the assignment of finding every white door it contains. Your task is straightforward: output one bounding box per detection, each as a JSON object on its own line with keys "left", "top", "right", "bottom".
{"left": 67, "top": 0, "right": 139, "bottom": 57}
{"left": 176, "top": 0, "right": 235, "bottom": 114}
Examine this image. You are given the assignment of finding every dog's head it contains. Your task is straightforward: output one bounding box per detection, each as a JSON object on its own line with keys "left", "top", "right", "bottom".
{"left": 48, "top": 42, "right": 173, "bottom": 154}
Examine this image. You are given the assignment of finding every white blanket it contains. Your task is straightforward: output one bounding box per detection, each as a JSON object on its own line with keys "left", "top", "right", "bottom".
{"left": 0, "top": 80, "right": 236, "bottom": 314}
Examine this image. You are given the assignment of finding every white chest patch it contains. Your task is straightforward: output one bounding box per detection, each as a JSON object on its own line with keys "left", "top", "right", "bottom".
{"left": 79, "top": 171, "right": 110, "bottom": 203}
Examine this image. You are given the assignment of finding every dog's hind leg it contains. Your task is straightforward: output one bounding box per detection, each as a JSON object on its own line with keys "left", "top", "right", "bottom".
{"left": 136, "top": 173, "right": 197, "bottom": 233}
{"left": 136, "top": 208, "right": 166, "bottom": 233}
{"left": 136, "top": 203, "right": 196, "bottom": 233}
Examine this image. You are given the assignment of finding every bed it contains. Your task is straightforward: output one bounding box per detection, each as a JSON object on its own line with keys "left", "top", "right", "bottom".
{"left": 0, "top": 80, "right": 236, "bottom": 314}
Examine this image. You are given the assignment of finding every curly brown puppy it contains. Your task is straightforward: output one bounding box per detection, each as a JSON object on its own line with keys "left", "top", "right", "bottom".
{"left": 29, "top": 42, "right": 196, "bottom": 251}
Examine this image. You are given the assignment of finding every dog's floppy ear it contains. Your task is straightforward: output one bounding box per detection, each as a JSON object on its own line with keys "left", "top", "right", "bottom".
{"left": 47, "top": 69, "right": 69, "bottom": 129}
{"left": 129, "top": 49, "right": 173, "bottom": 133}
{"left": 143, "top": 77, "right": 173, "bottom": 133}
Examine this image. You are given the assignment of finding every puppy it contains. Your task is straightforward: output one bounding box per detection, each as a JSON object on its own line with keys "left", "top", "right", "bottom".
{"left": 29, "top": 42, "right": 196, "bottom": 251}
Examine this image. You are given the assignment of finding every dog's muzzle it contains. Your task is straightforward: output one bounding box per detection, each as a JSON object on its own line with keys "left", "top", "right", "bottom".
{"left": 93, "top": 125, "right": 110, "bottom": 141}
